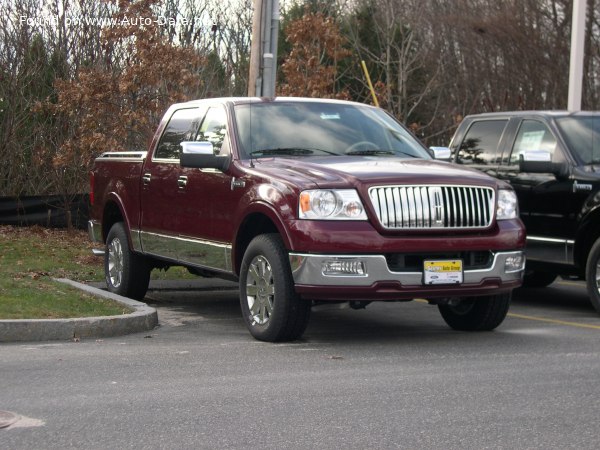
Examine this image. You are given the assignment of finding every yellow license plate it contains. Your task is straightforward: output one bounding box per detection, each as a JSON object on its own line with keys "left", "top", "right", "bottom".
{"left": 423, "top": 260, "right": 463, "bottom": 285}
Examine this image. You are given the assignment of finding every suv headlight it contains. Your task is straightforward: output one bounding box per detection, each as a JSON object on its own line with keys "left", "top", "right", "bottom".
{"left": 299, "top": 189, "right": 368, "bottom": 220}
{"left": 497, "top": 189, "right": 518, "bottom": 220}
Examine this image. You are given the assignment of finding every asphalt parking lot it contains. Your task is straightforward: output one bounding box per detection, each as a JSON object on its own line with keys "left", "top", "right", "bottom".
{"left": 2, "top": 278, "right": 600, "bottom": 449}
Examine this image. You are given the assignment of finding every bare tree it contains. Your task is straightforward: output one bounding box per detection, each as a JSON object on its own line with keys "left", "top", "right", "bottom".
{"left": 278, "top": 8, "right": 352, "bottom": 98}
{"left": 1, "top": 0, "right": 598, "bottom": 206}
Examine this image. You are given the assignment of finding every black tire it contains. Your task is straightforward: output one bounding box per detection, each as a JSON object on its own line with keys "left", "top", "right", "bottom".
{"left": 522, "top": 270, "right": 557, "bottom": 288}
{"left": 438, "top": 293, "right": 511, "bottom": 331}
{"left": 586, "top": 237, "right": 600, "bottom": 314}
{"left": 105, "top": 222, "right": 150, "bottom": 300}
{"left": 239, "top": 234, "right": 311, "bottom": 342}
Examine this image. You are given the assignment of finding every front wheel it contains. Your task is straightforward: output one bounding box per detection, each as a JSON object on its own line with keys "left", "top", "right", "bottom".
{"left": 586, "top": 237, "right": 600, "bottom": 314}
{"left": 105, "top": 222, "right": 150, "bottom": 300}
{"left": 438, "top": 293, "right": 511, "bottom": 331}
{"left": 239, "top": 234, "right": 310, "bottom": 342}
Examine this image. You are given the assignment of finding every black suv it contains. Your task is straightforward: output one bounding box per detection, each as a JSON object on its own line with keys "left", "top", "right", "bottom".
{"left": 447, "top": 111, "right": 600, "bottom": 312}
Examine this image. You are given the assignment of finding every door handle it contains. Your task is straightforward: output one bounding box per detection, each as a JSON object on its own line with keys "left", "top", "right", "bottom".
{"left": 142, "top": 173, "right": 151, "bottom": 186}
{"left": 177, "top": 176, "right": 188, "bottom": 189}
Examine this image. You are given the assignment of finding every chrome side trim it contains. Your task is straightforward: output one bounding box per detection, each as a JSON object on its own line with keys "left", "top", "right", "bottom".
{"left": 139, "top": 231, "right": 233, "bottom": 273}
{"left": 289, "top": 251, "right": 524, "bottom": 287}
{"left": 140, "top": 230, "right": 177, "bottom": 260}
{"left": 177, "top": 236, "right": 233, "bottom": 272}
{"left": 526, "top": 236, "right": 575, "bottom": 265}
{"left": 88, "top": 220, "right": 103, "bottom": 244}
{"left": 130, "top": 229, "right": 144, "bottom": 253}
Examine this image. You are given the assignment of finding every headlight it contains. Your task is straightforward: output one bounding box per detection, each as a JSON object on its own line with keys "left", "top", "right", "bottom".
{"left": 299, "top": 189, "right": 368, "bottom": 220}
{"left": 497, "top": 189, "right": 518, "bottom": 220}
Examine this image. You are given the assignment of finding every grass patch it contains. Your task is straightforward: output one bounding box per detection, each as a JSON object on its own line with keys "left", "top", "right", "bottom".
{"left": 0, "top": 226, "right": 127, "bottom": 319}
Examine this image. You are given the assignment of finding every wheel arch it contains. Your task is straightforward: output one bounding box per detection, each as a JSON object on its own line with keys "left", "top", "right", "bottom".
{"left": 575, "top": 207, "right": 600, "bottom": 273}
{"left": 233, "top": 207, "right": 292, "bottom": 276}
{"left": 101, "top": 195, "right": 132, "bottom": 246}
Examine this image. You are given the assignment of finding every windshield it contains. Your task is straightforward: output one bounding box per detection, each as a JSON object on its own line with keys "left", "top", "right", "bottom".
{"left": 556, "top": 115, "right": 600, "bottom": 165}
{"left": 234, "top": 101, "right": 430, "bottom": 159}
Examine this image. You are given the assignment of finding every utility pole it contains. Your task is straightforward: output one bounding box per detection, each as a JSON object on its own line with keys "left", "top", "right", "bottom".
{"left": 247, "top": 0, "right": 280, "bottom": 98}
{"left": 567, "top": 0, "right": 587, "bottom": 111}
{"left": 248, "top": 0, "right": 263, "bottom": 97}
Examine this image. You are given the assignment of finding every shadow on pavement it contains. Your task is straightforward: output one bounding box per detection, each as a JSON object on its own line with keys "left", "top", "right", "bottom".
{"left": 512, "top": 279, "right": 595, "bottom": 313}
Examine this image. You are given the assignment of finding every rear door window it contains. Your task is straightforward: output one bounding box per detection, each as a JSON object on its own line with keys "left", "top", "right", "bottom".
{"left": 154, "top": 107, "right": 205, "bottom": 160}
{"left": 456, "top": 120, "right": 507, "bottom": 166}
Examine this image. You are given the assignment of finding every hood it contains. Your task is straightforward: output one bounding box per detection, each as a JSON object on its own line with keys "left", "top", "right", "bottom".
{"left": 248, "top": 156, "right": 499, "bottom": 189}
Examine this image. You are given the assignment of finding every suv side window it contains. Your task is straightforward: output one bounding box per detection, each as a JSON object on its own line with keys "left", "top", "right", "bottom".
{"left": 196, "top": 107, "right": 228, "bottom": 155}
{"left": 155, "top": 107, "right": 204, "bottom": 160}
{"left": 509, "top": 119, "right": 558, "bottom": 165}
{"left": 456, "top": 120, "right": 507, "bottom": 166}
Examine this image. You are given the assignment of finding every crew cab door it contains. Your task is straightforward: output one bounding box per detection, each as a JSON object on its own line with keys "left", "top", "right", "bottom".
{"left": 140, "top": 106, "right": 207, "bottom": 260}
{"left": 177, "top": 105, "right": 244, "bottom": 273}
{"left": 498, "top": 118, "right": 577, "bottom": 264}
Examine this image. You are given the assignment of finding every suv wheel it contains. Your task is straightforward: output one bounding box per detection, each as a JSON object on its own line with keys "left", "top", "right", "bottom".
{"left": 586, "top": 237, "right": 600, "bottom": 314}
{"left": 105, "top": 222, "right": 150, "bottom": 300}
{"left": 438, "top": 293, "right": 511, "bottom": 331}
{"left": 239, "top": 234, "right": 310, "bottom": 342}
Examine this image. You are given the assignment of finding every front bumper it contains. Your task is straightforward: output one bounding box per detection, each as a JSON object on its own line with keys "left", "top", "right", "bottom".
{"left": 289, "top": 250, "right": 524, "bottom": 301}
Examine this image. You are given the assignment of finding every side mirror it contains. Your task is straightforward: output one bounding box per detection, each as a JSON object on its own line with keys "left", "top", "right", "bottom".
{"left": 429, "top": 146, "right": 452, "bottom": 161}
{"left": 519, "top": 151, "right": 568, "bottom": 178}
{"left": 180, "top": 141, "right": 230, "bottom": 171}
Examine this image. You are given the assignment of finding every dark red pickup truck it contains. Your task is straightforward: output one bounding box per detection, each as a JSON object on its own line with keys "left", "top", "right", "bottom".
{"left": 88, "top": 97, "right": 525, "bottom": 341}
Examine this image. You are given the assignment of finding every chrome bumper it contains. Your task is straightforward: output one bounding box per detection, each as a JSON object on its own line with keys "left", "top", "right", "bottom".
{"left": 289, "top": 251, "right": 524, "bottom": 287}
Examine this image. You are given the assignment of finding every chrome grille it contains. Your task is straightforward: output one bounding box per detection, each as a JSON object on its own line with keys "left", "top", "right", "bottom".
{"left": 368, "top": 185, "right": 495, "bottom": 229}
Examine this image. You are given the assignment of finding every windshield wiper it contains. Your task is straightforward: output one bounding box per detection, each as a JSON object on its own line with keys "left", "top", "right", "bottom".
{"left": 346, "top": 148, "right": 421, "bottom": 158}
{"left": 249, "top": 147, "right": 339, "bottom": 157}
{"left": 346, "top": 149, "right": 396, "bottom": 156}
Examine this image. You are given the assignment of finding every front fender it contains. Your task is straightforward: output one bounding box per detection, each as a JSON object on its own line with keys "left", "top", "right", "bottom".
{"left": 237, "top": 201, "right": 295, "bottom": 248}
{"left": 235, "top": 180, "right": 298, "bottom": 246}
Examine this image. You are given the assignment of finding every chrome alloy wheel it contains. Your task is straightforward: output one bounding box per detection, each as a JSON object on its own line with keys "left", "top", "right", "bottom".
{"left": 107, "top": 237, "right": 124, "bottom": 288}
{"left": 245, "top": 255, "right": 275, "bottom": 325}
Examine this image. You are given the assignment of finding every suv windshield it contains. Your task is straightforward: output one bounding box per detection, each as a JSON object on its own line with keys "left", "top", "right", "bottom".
{"left": 556, "top": 115, "right": 600, "bottom": 165}
{"left": 234, "top": 101, "right": 430, "bottom": 159}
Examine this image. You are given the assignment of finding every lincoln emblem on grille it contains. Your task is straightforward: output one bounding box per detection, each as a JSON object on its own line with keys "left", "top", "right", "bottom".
{"left": 431, "top": 187, "right": 444, "bottom": 227}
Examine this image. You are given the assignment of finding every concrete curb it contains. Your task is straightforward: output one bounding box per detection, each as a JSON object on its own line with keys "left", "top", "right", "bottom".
{"left": 0, "top": 279, "right": 158, "bottom": 343}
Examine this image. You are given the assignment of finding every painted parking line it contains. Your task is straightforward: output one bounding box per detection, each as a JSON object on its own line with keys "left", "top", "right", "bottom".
{"left": 507, "top": 312, "right": 600, "bottom": 330}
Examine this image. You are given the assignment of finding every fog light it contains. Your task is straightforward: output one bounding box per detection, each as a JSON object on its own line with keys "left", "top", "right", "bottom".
{"left": 322, "top": 259, "right": 367, "bottom": 276}
{"left": 504, "top": 252, "right": 525, "bottom": 273}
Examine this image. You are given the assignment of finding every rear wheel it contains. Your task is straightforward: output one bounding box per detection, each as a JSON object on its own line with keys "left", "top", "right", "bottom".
{"left": 586, "top": 237, "right": 600, "bottom": 314}
{"left": 105, "top": 222, "right": 150, "bottom": 300}
{"left": 239, "top": 234, "right": 310, "bottom": 342}
{"left": 438, "top": 293, "right": 511, "bottom": 331}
